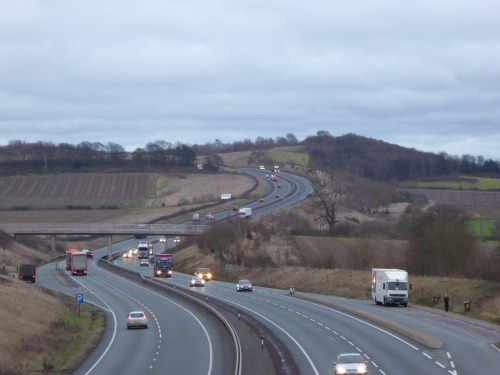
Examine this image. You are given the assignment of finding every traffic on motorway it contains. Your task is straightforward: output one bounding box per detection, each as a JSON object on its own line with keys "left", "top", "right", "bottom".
{"left": 35, "top": 169, "right": 499, "bottom": 375}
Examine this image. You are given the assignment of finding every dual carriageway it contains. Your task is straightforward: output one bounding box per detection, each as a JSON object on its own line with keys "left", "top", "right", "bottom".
{"left": 14, "top": 170, "right": 500, "bottom": 374}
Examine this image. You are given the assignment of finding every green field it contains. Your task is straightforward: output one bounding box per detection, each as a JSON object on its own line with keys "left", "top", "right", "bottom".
{"left": 468, "top": 219, "right": 498, "bottom": 237}
{"left": 268, "top": 145, "right": 308, "bottom": 167}
{"left": 402, "top": 176, "right": 500, "bottom": 190}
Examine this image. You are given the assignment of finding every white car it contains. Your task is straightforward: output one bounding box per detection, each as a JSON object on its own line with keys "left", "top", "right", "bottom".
{"left": 139, "top": 259, "right": 149, "bottom": 267}
{"left": 333, "top": 353, "right": 367, "bottom": 375}
{"left": 127, "top": 311, "right": 148, "bottom": 329}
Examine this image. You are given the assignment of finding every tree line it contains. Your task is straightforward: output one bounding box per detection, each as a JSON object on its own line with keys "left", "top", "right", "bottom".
{"left": 1, "top": 131, "right": 499, "bottom": 180}
{"left": 303, "top": 131, "right": 500, "bottom": 182}
{"left": 0, "top": 140, "right": 197, "bottom": 173}
{"left": 0, "top": 134, "right": 300, "bottom": 174}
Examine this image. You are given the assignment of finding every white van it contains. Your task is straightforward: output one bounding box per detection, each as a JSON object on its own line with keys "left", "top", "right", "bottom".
{"left": 192, "top": 213, "right": 200, "bottom": 221}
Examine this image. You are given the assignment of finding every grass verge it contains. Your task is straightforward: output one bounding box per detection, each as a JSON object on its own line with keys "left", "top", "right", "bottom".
{"left": 0, "top": 279, "right": 105, "bottom": 375}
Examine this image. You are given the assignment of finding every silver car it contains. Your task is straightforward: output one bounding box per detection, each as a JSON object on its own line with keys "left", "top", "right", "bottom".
{"left": 190, "top": 278, "right": 205, "bottom": 287}
{"left": 127, "top": 311, "right": 148, "bottom": 329}
{"left": 236, "top": 280, "right": 253, "bottom": 292}
{"left": 333, "top": 353, "right": 367, "bottom": 375}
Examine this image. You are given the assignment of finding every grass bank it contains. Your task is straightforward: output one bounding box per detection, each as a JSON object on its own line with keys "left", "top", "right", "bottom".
{"left": 0, "top": 275, "right": 104, "bottom": 375}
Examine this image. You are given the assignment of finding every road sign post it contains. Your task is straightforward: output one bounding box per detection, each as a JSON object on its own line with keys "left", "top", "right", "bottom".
{"left": 76, "top": 293, "right": 84, "bottom": 316}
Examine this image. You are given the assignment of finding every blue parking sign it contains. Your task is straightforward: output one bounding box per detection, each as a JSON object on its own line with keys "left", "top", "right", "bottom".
{"left": 76, "top": 293, "right": 84, "bottom": 304}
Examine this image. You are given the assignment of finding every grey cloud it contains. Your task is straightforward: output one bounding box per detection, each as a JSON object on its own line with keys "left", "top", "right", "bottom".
{"left": 1, "top": 0, "right": 499, "bottom": 159}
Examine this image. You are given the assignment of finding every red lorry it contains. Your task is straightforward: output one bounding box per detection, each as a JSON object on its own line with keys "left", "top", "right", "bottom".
{"left": 65, "top": 249, "right": 79, "bottom": 270}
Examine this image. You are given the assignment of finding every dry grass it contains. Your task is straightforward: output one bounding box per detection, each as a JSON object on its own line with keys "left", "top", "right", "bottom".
{"left": 0, "top": 275, "right": 104, "bottom": 374}
{"left": 218, "top": 151, "right": 253, "bottom": 167}
{"left": 147, "top": 172, "right": 257, "bottom": 208}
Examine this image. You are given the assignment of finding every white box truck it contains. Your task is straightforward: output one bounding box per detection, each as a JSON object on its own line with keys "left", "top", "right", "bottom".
{"left": 138, "top": 242, "right": 150, "bottom": 259}
{"left": 238, "top": 207, "right": 252, "bottom": 219}
{"left": 371, "top": 269, "right": 410, "bottom": 307}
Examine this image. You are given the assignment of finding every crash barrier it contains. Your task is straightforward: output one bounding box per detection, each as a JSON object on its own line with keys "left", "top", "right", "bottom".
{"left": 100, "top": 254, "right": 242, "bottom": 375}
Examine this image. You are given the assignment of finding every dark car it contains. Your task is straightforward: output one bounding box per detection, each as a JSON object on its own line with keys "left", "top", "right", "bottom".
{"left": 85, "top": 251, "right": 94, "bottom": 258}
{"left": 237, "top": 279, "right": 253, "bottom": 292}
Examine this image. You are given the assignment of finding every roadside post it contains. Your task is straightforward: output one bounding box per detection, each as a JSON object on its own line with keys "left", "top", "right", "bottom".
{"left": 76, "top": 293, "right": 84, "bottom": 316}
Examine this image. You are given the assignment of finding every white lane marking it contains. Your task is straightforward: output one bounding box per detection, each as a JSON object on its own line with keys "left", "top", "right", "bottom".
{"left": 76, "top": 271, "right": 214, "bottom": 375}
{"left": 296, "top": 298, "right": 420, "bottom": 351}
{"left": 68, "top": 277, "right": 117, "bottom": 375}
{"left": 214, "top": 296, "right": 320, "bottom": 375}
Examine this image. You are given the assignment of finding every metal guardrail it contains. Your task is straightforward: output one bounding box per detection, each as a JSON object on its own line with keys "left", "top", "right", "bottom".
{"left": 101, "top": 254, "right": 242, "bottom": 375}
{"left": 0, "top": 223, "right": 210, "bottom": 236}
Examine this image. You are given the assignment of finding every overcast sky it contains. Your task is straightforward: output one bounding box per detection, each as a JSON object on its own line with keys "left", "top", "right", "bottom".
{"left": 1, "top": 1, "right": 499, "bottom": 159}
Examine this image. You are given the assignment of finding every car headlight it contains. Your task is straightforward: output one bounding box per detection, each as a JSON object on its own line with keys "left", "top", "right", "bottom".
{"left": 357, "top": 364, "right": 367, "bottom": 374}
{"left": 207, "top": 273, "right": 212, "bottom": 278}
{"left": 336, "top": 366, "right": 347, "bottom": 374}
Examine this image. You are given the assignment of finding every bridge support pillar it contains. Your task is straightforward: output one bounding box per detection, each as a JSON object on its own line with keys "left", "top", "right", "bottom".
{"left": 52, "top": 235, "right": 56, "bottom": 253}
{"left": 108, "top": 235, "right": 113, "bottom": 258}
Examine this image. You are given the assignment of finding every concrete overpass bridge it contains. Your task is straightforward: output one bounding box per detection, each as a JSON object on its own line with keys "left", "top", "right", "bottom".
{"left": 0, "top": 223, "right": 210, "bottom": 256}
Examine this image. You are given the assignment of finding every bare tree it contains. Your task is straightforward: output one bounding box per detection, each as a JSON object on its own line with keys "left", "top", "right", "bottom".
{"left": 311, "top": 172, "right": 343, "bottom": 233}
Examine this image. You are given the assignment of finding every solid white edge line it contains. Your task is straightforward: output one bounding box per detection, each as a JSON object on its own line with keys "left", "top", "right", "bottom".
{"left": 91, "top": 272, "right": 214, "bottom": 375}
{"left": 68, "top": 276, "right": 118, "bottom": 375}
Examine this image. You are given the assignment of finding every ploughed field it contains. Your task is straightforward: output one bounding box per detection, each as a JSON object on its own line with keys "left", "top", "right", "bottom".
{"left": 399, "top": 188, "right": 500, "bottom": 219}
{"left": 0, "top": 173, "right": 150, "bottom": 209}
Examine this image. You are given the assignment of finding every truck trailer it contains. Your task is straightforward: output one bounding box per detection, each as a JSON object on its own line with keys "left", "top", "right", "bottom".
{"left": 71, "top": 252, "right": 88, "bottom": 276}
{"left": 65, "top": 249, "right": 79, "bottom": 270}
{"left": 18, "top": 264, "right": 36, "bottom": 283}
{"left": 371, "top": 268, "right": 410, "bottom": 307}
{"left": 154, "top": 254, "right": 173, "bottom": 278}
{"left": 238, "top": 207, "right": 252, "bottom": 219}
